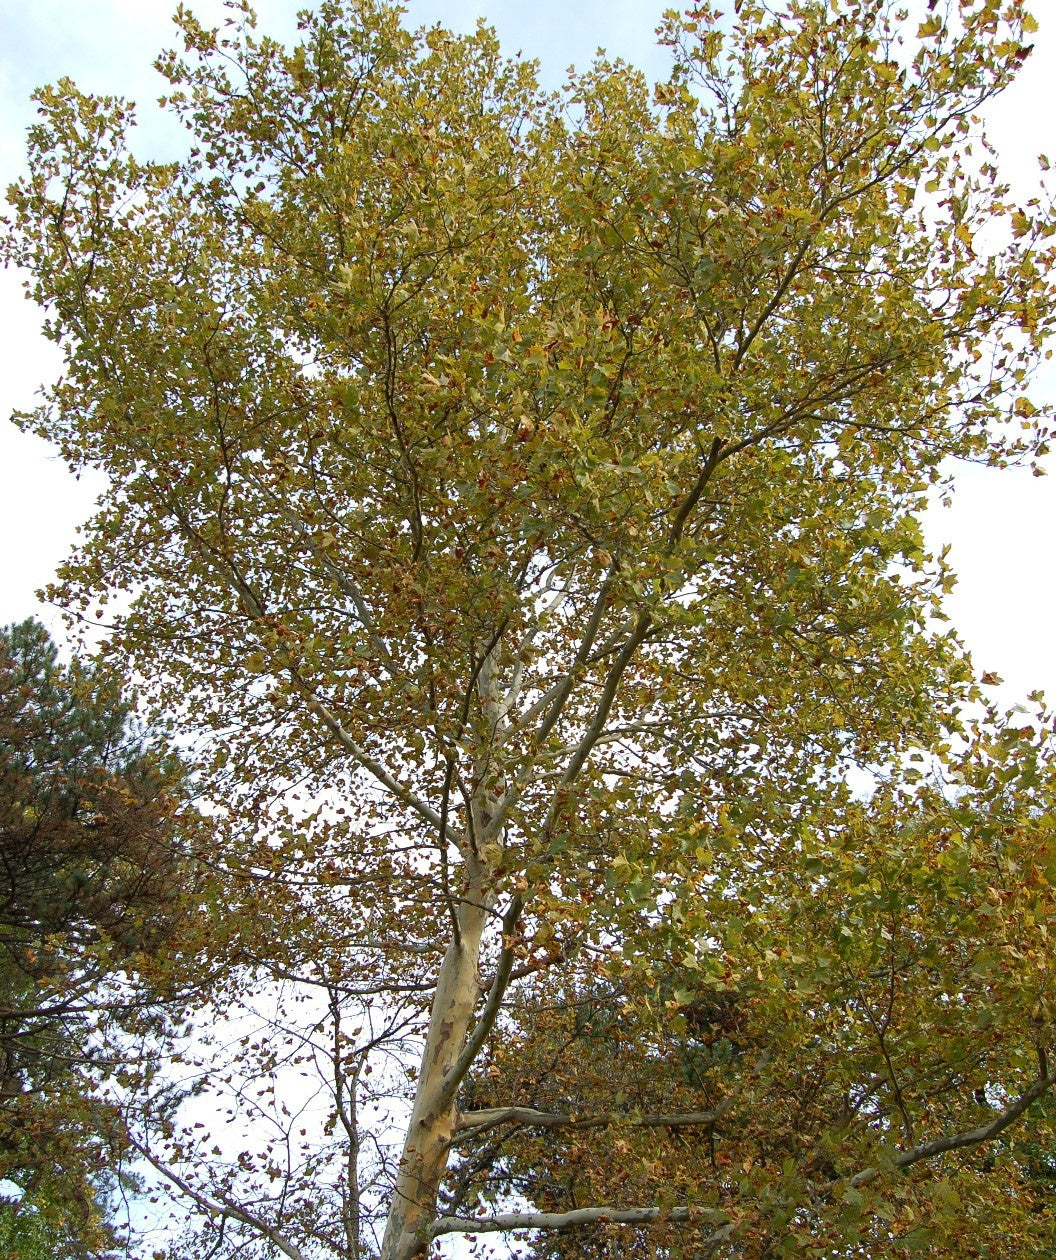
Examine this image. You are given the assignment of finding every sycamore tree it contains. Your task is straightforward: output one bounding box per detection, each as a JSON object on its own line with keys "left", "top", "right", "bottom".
{"left": 5, "top": 0, "right": 1056, "bottom": 1256}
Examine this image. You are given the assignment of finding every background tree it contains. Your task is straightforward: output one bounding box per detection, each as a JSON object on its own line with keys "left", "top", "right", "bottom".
{"left": 0, "top": 620, "right": 204, "bottom": 1255}
{"left": 0, "top": 1193, "right": 67, "bottom": 1260}
{"left": 4, "top": 0, "right": 1056, "bottom": 1257}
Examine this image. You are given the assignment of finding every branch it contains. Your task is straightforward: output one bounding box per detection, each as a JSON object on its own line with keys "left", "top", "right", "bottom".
{"left": 584, "top": 612, "right": 638, "bottom": 665}
{"left": 667, "top": 435, "right": 724, "bottom": 547}
{"left": 848, "top": 1066, "right": 1056, "bottom": 1189}
{"left": 535, "top": 719, "right": 671, "bottom": 762}
{"left": 302, "top": 693, "right": 465, "bottom": 847}
{"left": 130, "top": 1136, "right": 310, "bottom": 1260}
{"left": 240, "top": 954, "right": 437, "bottom": 996}
{"left": 437, "top": 750, "right": 463, "bottom": 949}
{"left": 733, "top": 235, "right": 813, "bottom": 368}
{"left": 238, "top": 467, "right": 394, "bottom": 668}
{"left": 436, "top": 894, "right": 524, "bottom": 1114}
{"left": 429, "top": 1204, "right": 731, "bottom": 1239}
{"left": 531, "top": 436, "right": 727, "bottom": 799}
{"left": 526, "top": 558, "right": 623, "bottom": 747}
{"left": 454, "top": 1099, "right": 732, "bottom": 1139}
{"left": 557, "top": 610, "right": 653, "bottom": 789}
{"left": 288, "top": 514, "right": 394, "bottom": 667}
{"left": 172, "top": 519, "right": 464, "bottom": 848}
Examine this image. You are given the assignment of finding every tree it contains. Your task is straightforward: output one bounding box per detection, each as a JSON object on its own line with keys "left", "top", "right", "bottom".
{"left": 5, "top": 0, "right": 1056, "bottom": 1256}
{"left": 0, "top": 1188, "right": 111, "bottom": 1260}
{"left": 455, "top": 713, "right": 1056, "bottom": 1258}
{"left": 0, "top": 1194, "right": 65, "bottom": 1260}
{"left": 0, "top": 620, "right": 203, "bottom": 1255}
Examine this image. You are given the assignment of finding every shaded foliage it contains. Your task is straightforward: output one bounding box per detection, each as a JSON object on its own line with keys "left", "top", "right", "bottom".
{"left": 0, "top": 621, "right": 200, "bottom": 1253}
{"left": 456, "top": 719, "right": 1056, "bottom": 1258}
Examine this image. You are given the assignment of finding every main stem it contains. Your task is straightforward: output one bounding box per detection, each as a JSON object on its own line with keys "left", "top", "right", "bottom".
{"left": 379, "top": 877, "right": 490, "bottom": 1260}
{"left": 382, "top": 640, "right": 511, "bottom": 1259}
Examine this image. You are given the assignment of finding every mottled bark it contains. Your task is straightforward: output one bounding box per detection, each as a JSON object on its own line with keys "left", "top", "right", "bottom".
{"left": 379, "top": 881, "right": 490, "bottom": 1260}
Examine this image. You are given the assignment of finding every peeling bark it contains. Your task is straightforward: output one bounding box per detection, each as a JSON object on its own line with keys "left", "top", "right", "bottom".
{"left": 379, "top": 881, "right": 491, "bottom": 1260}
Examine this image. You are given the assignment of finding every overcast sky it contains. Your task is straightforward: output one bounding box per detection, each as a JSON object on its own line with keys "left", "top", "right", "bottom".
{"left": 1, "top": 0, "right": 1053, "bottom": 703}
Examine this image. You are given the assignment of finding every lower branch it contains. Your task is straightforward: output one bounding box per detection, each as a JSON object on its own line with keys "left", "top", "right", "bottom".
{"left": 435, "top": 1066, "right": 1055, "bottom": 1253}
{"left": 129, "top": 1136, "right": 309, "bottom": 1260}
{"left": 429, "top": 1204, "right": 731, "bottom": 1239}
{"left": 455, "top": 1098, "right": 730, "bottom": 1139}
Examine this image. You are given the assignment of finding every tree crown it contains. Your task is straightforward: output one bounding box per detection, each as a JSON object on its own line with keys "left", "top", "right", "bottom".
{"left": 4, "top": 1, "right": 1056, "bottom": 1256}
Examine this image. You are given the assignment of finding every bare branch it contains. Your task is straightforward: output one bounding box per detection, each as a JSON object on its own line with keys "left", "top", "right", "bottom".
{"left": 454, "top": 1099, "right": 732, "bottom": 1139}
{"left": 429, "top": 1203, "right": 731, "bottom": 1239}
{"left": 848, "top": 1067, "right": 1056, "bottom": 1189}
{"left": 130, "top": 1137, "right": 310, "bottom": 1260}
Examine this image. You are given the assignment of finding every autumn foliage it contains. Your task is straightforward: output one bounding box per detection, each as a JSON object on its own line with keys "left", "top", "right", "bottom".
{"left": 4, "top": 0, "right": 1056, "bottom": 1256}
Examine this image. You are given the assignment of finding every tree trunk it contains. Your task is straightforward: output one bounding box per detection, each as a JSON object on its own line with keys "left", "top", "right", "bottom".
{"left": 379, "top": 880, "right": 490, "bottom": 1260}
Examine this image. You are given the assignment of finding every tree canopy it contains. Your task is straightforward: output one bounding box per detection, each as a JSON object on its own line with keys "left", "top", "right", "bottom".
{"left": 5, "top": 1, "right": 1056, "bottom": 1257}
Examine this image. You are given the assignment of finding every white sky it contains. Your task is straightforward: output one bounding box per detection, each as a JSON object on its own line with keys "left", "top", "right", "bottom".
{"left": 1, "top": 0, "right": 1053, "bottom": 702}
